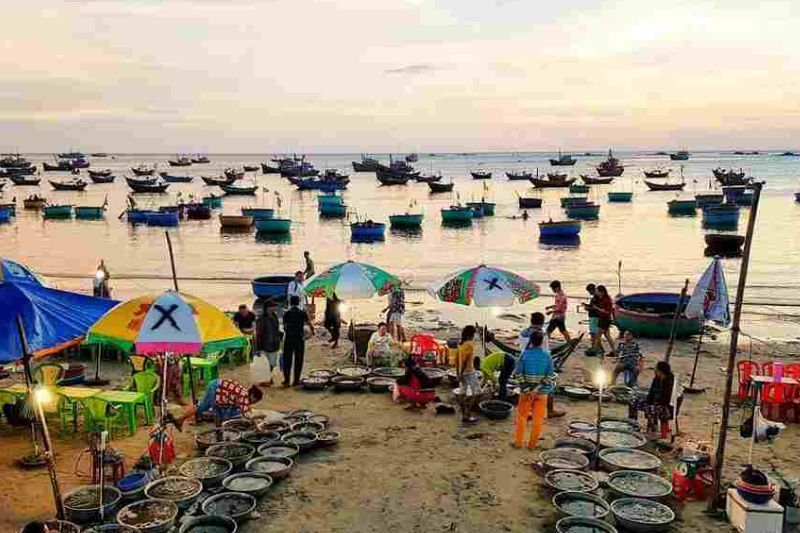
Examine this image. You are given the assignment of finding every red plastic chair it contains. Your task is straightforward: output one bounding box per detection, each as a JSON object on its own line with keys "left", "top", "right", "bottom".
{"left": 410, "top": 334, "right": 440, "bottom": 367}
{"left": 736, "top": 360, "right": 759, "bottom": 403}
{"left": 397, "top": 373, "right": 436, "bottom": 406}
{"left": 761, "top": 362, "right": 774, "bottom": 377}
{"left": 782, "top": 365, "right": 800, "bottom": 422}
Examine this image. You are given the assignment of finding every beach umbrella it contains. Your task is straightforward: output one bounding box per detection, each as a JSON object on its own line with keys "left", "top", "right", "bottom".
{"left": 304, "top": 260, "right": 400, "bottom": 300}
{"left": 684, "top": 257, "right": 731, "bottom": 393}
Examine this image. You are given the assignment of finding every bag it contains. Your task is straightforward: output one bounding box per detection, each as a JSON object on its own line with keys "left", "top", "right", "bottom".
{"left": 250, "top": 353, "right": 271, "bottom": 382}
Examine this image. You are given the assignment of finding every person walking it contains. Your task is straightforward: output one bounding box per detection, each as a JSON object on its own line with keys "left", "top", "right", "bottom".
{"left": 287, "top": 271, "right": 307, "bottom": 311}
{"left": 583, "top": 284, "right": 599, "bottom": 350}
{"left": 324, "top": 294, "right": 343, "bottom": 348}
{"left": 457, "top": 325, "right": 480, "bottom": 425}
{"left": 385, "top": 286, "right": 406, "bottom": 342}
{"left": 589, "top": 285, "right": 616, "bottom": 356}
{"left": 545, "top": 280, "right": 571, "bottom": 341}
{"left": 282, "top": 295, "right": 315, "bottom": 386}
{"left": 303, "top": 251, "right": 315, "bottom": 279}
{"left": 513, "top": 331, "right": 555, "bottom": 449}
{"left": 255, "top": 302, "right": 282, "bottom": 386}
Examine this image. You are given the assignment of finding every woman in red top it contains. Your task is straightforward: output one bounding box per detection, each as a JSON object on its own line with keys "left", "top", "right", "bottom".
{"left": 589, "top": 285, "right": 616, "bottom": 356}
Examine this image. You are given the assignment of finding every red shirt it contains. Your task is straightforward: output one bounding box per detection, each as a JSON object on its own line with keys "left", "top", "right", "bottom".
{"left": 554, "top": 291, "right": 568, "bottom": 318}
{"left": 214, "top": 379, "right": 250, "bottom": 413}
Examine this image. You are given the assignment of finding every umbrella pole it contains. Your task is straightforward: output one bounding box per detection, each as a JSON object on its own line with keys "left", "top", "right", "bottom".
{"left": 86, "top": 345, "right": 109, "bottom": 387}
{"left": 664, "top": 278, "right": 689, "bottom": 363}
{"left": 165, "top": 230, "right": 197, "bottom": 406}
{"left": 685, "top": 326, "right": 706, "bottom": 393}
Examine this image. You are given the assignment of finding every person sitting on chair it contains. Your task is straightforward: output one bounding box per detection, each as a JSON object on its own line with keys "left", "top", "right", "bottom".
{"left": 366, "top": 322, "right": 397, "bottom": 367}
{"left": 395, "top": 356, "right": 435, "bottom": 408}
{"left": 175, "top": 378, "right": 263, "bottom": 427}
{"left": 628, "top": 360, "right": 675, "bottom": 440}
{"left": 611, "top": 330, "right": 644, "bottom": 387}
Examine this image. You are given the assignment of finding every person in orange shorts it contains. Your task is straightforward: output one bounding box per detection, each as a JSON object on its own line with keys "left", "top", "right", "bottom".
{"left": 513, "top": 331, "right": 556, "bottom": 449}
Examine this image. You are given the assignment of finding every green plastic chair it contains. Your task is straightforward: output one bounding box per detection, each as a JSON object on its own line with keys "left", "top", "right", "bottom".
{"left": 83, "top": 397, "right": 126, "bottom": 438}
{"left": 129, "top": 370, "right": 160, "bottom": 424}
{"left": 128, "top": 355, "right": 155, "bottom": 375}
{"left": 57, "top": 393, "right": 79, "bottom": 434}
{"left": 33, "top": 363, "right": 64, "bottom": 387}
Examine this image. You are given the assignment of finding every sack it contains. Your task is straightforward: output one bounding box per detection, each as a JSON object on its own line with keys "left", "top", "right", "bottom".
{"left": 250, "top": 353, "right": 271, "bottom": 382}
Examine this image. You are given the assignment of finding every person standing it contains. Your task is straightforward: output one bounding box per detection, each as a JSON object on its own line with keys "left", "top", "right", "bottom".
{"left": 545, "top": 280, "right": 571, "bottom": 341}
{"left": 287, "top": 271, "right": 307, "bottom": 311}
{"left": 588, "top": 285, "right": 616, "bottom": 356}
{"left": 324, "top": 294, "right": 342, "bottom": 348}
{"left": 282, "top": 295, "right": 314, "bottom": 387}
{"left": 457, "top": 325, "right": 480, "bottom": 425}
{"left": 385, "top": 286, "right": 406, "bottom": 342}
{"left": 583, "top": 284, "right": 599, "bottom": 349}
{"left": 513, "top": 331, "right": 555, "bottom": 449}
{"left": 93, "top": 260, "right": 111, "bottom": 298}
{"left": 255, "top": 302, "right": 282, "bottom": 386}
{"left": 518, "top": 312, "right": 563, "bottom": 418}
{"left": 303, "top": 251, "right": 315, "bottom": 279}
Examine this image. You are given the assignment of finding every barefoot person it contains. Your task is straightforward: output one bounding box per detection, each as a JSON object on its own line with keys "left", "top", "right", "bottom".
{"left": 176, "top": 378, "right": 263, "bottom": 427}
{"left": 545, "top": 280, "right": 571, "bottom": 341}
{"left": 518, "top": 312, "right": 564, "bottom": 418}
{"left": 324, "top": 294, "right": 343, "bottom": 348}
{"left": 513, "top": 331, "right": 555, "bottom": 449}
{"left": 282, "top": 295, "right": 315, "bottom": 387}
{"left": 255, "top": 302, "right": 282, "bottom": 386}
{"left": 457, "top": 325, "right": 480, "bottom": 425}
{"left": 628, "top": 360, "right": 675, "bottom": 440}
{"left": 611, "top": 330, "right": 644, "bottom": 387}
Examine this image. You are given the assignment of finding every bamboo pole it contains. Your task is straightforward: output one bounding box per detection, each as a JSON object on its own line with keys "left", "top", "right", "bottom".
{"left": 164, "top": 231, "right": 197, "bottom": 406}
{"left": 708, "top": 181, "right": 763, "bottom": 511}
{"left": 664, "top": 279, "right": 689, "bottom": 362}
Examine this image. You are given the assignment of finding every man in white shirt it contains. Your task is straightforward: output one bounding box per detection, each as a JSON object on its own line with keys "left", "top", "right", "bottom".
{"left": 286, "top": 271, "right": 307, "bottom": 310}
{"left": 518, "top": 312, "right": 550, "bottom": 353}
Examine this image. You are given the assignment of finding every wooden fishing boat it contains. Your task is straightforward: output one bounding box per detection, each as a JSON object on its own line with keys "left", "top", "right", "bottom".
{"left": 220, "top": 182, "right": 258, "bottom": 195}
{"left": 318, "top": 202, "right": 347, "bottom": 217}
{"left": 428, "top": 181, "right": 454, "bottom": 193}
{"left": 243, "top": 165, "right": 260, "bottom": 172}
{"left": 131, "top": 165, "right": 155, "bottom": 176}
{"left": 146, "top": 211, "right": 180, "bottom": 227}
{"left": 539, "top": 220, "right": 581, "bottom": 237}
{"left": 704, "top": 234, "right": 745, "bottom": 257}
{"left": 75, "top": 206, "right": 106, "bottom": 220}
{"left": 695, "top": 193, "right": 723, "bottom": 207}
{"left": 223, "top": 168, "right": 245, "bottom": 181}
{"left": 254, "top": 218, "right": 291, "bottom": 234}
{"left": 202, "top": 175, "right": 235, "bottom": 186}
{"left": 415, "top": 173, "right": 442, "bottom": 183}
{"left": 569, "top": 183, "right": 590, "bottom": 194}
{"left": 281, "top": 162, "right": 319, "bottom": 178}
{"left": 56, "top": 151, "right": 85, "bottom": 159}
{"left": 470, "top": 170, "right": 492, "bottom": 180}
{"left": 50, "top": 179, "right": 88, "bottom": 191}
{"left": 351, "top": 222, "right": 386, "bottom": 241}
{"left": 580, "top": 175, "right": 615, "bottom": 185}
{"left": 667, "top": 199, "right": 697, "bottom": 215}
{"left": 220, "top": 214, "right": 253, "bottom": 228}
{"left": 261, "top": 163, "right": 281, "bottom": 174}
{"left": 389, "top": 213, "right": 423, "bottom": 229}
{"left": 23, "top": 196, "right": 46, "bottom": 209}
{"left": 168, "top": 156, "right": 192, "bottom": 167}
{"left": 159, "top": 172, "right": 194, "bottom": 183}
{"left": 202, "top": 195, "right": 223, "bottom": 209}
{"left": 0, "top": 154, "right": 31, "bottom": 168}
{"left": 607, "top": 191, "right": 633, "bottom": 203}
{"left": 352, "top": 155, "right": 380, "bottom": 172}
{"left": 614, "top": 292, "right": 701, "bottom": 339}
{"left": 506, "top": 171, "right": 532, "bottom": 180}
{"left": 68, "top": 157, "right": 89, "bottom": 169}
{"left": 2, "top": 164, "right": 37, "bottom": 176}
{"left": 376, "top": 169, "right": 411, "bottom": 185}
{"left": 560, "top": 196, "right": 588, "bottom": 207}
{"left": 466, "top": 201, "right": 495, "bottom": 216}
{"left": 191, "top": 155, "right": 210, "bottom": 164}
{"left": 669, "top": 150, "right": 690, "bottom": 161}
{"left": 518, "top": 196, "right": 543, "bottom": 208}
{"left": 241, "top": 207, "right": 275, "bottom": 220}
{"left": 43, "top": 161, "right": 73, "bottom": 171}
{"left": 643, "top": 169, "right": 670, "bottom": 178}
{"left": 441, "top": 206, "right": 473, "bottom": 224}
{"left": 644, "top": 180, "right": 685, "bottom": 191}
{"left": 126, "top": 177, "right": 169, "bottom": 193}
{"left": 87, "top": 169, "right": 112, "bottom": 178}
{"left": 186, "top": 203, "right": 212, "bottom": 220}
{"left": 89, "top": 173, "right": 115, "bottom": 184}
{"left": 530, "top": 176, "right": 576, "bottom": 189}
{"left": 9, "top": 175, "right": 41, "bottom": 186}
{"left": 702, "top": 204, "right": 740, "bottom": 227}
{"left": 565, "top": 202, "right": 600, "bottom": 220}
{"left": 596, "top": 149, "right": 624, "bottom": 177}
{"left": 0, "top": 203, "right": 16, "bottom": 216}
{"left": 712, "top": 168, "right": 749, "bottom": 186}
{"left": 549, "top": 151, "right": 577, "bottom": 166}
{"left": 42, "top": 204, "right": 73, "bottom": 219}
{"left": 0, "top": 205, "right": 12, "bottom": 223}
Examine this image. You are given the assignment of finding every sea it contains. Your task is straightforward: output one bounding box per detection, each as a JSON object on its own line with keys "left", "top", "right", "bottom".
{"left": 1, "top": 151, "right": 798, "bottom": 341}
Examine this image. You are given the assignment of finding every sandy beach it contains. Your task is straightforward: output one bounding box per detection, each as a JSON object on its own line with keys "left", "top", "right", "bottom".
{"left": 2, "top": 319, "right": 798, "bottom": 532}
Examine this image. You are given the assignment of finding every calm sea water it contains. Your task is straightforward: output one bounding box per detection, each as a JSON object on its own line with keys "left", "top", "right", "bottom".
{"left": 1, "top": 151, "right": 798, "bottom": 339}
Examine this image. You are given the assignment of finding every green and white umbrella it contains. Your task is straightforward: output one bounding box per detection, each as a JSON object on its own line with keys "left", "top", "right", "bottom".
{"left": 428, "top": 264, "right": 540, "bottom": 308}
{"left": 305, "top": 261, "right": 400, "bottom": 300}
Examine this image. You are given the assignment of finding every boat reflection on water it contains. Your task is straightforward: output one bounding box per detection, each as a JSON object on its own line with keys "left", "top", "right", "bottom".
{"left": 441, "top": 220, "right": 473, "bottom": 229}
{"left": 220, "top": 226, "right": 253, "bottom": 236}
{"left": 389, "top": 227, "right": 423, "bottom": 239}
{"left": 538, "top": 234, "right": 581, "bottom": 248}
{"left": 255, "top": 231, "right": 292, "bottom": 244}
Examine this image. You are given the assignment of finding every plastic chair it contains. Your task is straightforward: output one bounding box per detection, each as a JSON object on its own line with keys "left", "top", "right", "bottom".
{"left": 84, "top": 397, "right": 126, "bottom": 438}
{"left": 396, "top": 373, "right": 436, "bottom": 406}
{"left": 736, "top": 360, "right": 759, "bottom": 403}
{"left": 761, "top": 362, "right": 774, "bottom": 377}
{"left": 128, "top": 355, "right": 155, "bottom": 374}
{"left": 57, "top": 392, "right": 79, "bottom": 434}
{"left": 33, "top": 363, "right": 64, "bottom": 387}
{"left": 129, "top": 370, "right": 160, "bottom": 424}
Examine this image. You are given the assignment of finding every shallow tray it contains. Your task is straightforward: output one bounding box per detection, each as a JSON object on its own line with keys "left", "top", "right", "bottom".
{"left": 598, "top": 448, "right": 662, "bottom": 472}
{"left": 540, "top": 449, "right": 590, "bottom": 471}
{"left": 600, "top": 417, "right": 641, "bottom": 433}
{"left": 195, "top": 428, "right": 241, "bottom": 451}
{"left": 568, "top": 428, "right": 646, "bottom": 449}
{"left": 371, "top": 367, "right": 405, "bottom": 379}
{"left": 222, "top": 472, "right": 273, "bottom": 497}
{"left": 366, "top": 376, "right": 395, "bottom": 393}
{"left": 544, "top": 469, "right": 599, "bottom": 493}
{"left": 202, "top": 492, "right": 257, "bottom": 523}
{"left": 553, "top": 491, "right": 610, "bottom": 519}
{"left": 144, "top": 476, "right": 202, "bottom": 510}
{"left": 317, "top": 431, "right": 341, "bottom": 448}
{"left": 221, "top": 418, "right": 256, "bottom": 432}
{"left": 178, "top": 515, "right": 238, "bottom": 533}
{"left": 300, "top": 377, "right": 329, "bottom": 390}
{"left": 117, "top": 498, "right": 178, "bottom": 533}
{"left": 336, "top": 366, "right": 371, "bottom": 378}
{"left": 282, "top": 430, "right": 318, "bottom": 451}
{"left": 178, "top": 457, "right": 233, "bottom": 487}
{"left": 240, "top": 430, "right": 282, "bottom": 447}
{"left": 257, "top": 441, "right": 300, "bottom": 460}
{"left": 205, "top": 442, "right": 256, "bottom": 469}
{"left": 555, "top": 516, "right": 618, "bottom": 533}
{"left": 246, "top": 456, "right": 294, "bottom": 480}
{"left": 610, "top": 497, "right": 675, "bottom": 532}
{"left": 553, "top": 438, "right": 597, "bottom": 457}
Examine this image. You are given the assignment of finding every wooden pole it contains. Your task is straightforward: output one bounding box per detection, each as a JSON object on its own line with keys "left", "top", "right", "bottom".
{"left": 165, "top": 231, "right": 179, "bottom": 291}
{"left": 664, "top": 278, "right": 689, "bottom": 363}
{"left": 708, "top": 181, "right": 763, "bottom": 512}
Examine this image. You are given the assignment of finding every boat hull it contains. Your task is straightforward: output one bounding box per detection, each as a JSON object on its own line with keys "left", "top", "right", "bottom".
{"left": 43, "top": 205, "right": 73, "bottom": 219}
{"left": 607, "top": 192, "right": 633, "bottom": 202}
{"left": 518, "top": 197, "right": 542, "bottom": 209}
{"left": 428, "top": 182, "right": 454, "bottom": 193}
{"left": 702, "top": 205, "right": 740, "bottom": 228}
{"left": 569, "top": 184, "right": 590, "bottom": 194}
{"left": 470, "top": 172, "right": 492, "bottom": 180}
{"left": 318, "top": 203, "right": 347, "bottom": 217}
{"left": 220, "top": 184, "right": 257, "bottom": 195}
{"left": 441, "top": 207, "right": 473, "bottom": 224}
{"left": 317, "top": 194, "right": 344, "bottom": 206}
{"left": 695, "top": 194, "right": 723, "bottom": 207}
{"left": 220, "top": 215, "right": 253, "bottom": 228}
{"left": 351, "top": 223, "right": 386, "bottom": 241}
{"left": 127, "top": 209, "right": 154, "bottom": 224}
{"left": 389, "top": 214, "right": 423, "bottom": 228}
{"left": 0, "top": 207, "right": 12, "bottom": 223}
{"left": 202, "top": 196, "right": 223, "bottom": 209}
{"left": 667, "top": 200, "right": 697, "bottom": 215}
{"left": 186, "top": 204, "right": 212, "bottom": 220}
{"left": 614, "top": 292, "right": 702, "bottom": 339}
{"left": 241, "top": 207, "right": 275, "bottom": 220}
{"left": 506, "top": 172, "right": 532, "bottom": 180}
{"left": 539, "top": 221, "right": 581, "bottom": 237}
{"left": 530, "top": 177, "right": 577, "bottom": 189}
{"left": 255, "top": 218, "right": 291, "bottom": 234}
{"left": 146, "top": 211, "right": 179, "bottom": 227}
{"left": 565, "top": 203, "right": 600, "bottom": 220}
{"left": 75, "top": 206, "right": 105, "bottom": 219}
{"left": 560, "top": 196, "right": 587, "bottom": 207}
{"left": 704, "top": 234, "right": 745, "bottom": 257}
{"left": 644, "top": 180, "right": 685, "bottom": 191}
{"left": 160, "top": 173, "right": 194, "bottom": 183}
{"left": 466, "top": 202, "right": 495, "bottom": 216}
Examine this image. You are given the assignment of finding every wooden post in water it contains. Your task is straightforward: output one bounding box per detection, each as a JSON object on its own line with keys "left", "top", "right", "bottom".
{"left": 708, "top": 181, "right": 763, "bottom": 512}
{"left": 664, "top": 279, "right": 689, "bottom": 363}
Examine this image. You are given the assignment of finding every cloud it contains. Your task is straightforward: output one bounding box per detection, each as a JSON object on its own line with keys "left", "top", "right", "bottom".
{"left": 383, "top": 63, "right": 444, "bottom": 75}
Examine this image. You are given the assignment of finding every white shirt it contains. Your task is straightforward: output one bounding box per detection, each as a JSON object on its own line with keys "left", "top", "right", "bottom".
{"left": 287, "top": 280, "right": 307, "bottom": 310}
{"left": 518, "top": 326, "right": 550, "bottom": 354}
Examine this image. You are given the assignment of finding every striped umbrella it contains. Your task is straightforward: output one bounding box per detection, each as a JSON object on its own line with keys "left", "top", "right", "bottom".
{"left": 304, "top": 261, "right": 400, "bottom": 300}
{"left": 427, "top": 264, "right": 540, "bottom": 308}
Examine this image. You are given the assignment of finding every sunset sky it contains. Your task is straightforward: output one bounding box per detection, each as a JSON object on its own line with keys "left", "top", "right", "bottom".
{"left": 4, "top": 0, "right": 799, "bottom": 152}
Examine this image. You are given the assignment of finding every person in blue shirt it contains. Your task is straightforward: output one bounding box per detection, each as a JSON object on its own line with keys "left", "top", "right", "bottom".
{"left": 513, "top": 331, "right": 556, "bottom": 449}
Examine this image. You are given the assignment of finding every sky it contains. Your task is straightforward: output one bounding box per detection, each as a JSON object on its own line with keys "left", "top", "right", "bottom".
{"left": 3, "top": 0, "right": 800, "bottom": 153}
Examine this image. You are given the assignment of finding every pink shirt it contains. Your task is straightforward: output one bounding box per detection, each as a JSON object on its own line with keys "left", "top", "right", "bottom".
{"left": 554, "top": 291, "right": 568, "bottom": 317}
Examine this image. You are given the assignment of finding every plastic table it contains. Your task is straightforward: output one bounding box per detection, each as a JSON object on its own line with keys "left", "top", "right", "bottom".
{"left": 183, "top": 357, "right": 220, "bottom": 396}
{"left": 95, "top": 390, "right": 146, "bottom": 434}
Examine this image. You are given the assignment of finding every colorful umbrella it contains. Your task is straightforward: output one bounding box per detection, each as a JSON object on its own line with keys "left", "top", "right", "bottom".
{"left": 305, "top": 261, "right": 400, "bottom": 300}
{"left": 685, "top": 257, "right": 731, "bottom": 326}
{"left": 86, "top": 290, "right": 246, "bottom": 355}
{"left": 427, "top": 264, "right": 540, "bottom": 308}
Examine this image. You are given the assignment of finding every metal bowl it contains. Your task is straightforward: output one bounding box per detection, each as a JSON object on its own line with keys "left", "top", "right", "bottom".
{"left": 372, "top": 366, "right": 405, "bottom": 379}
{"left": 178, "top": 515, "right": 238, "bottom": 533}
{"left": 553, "top": 491, "right": 610, "bottom": 519}
{"left": 366, "top": 376, "right": 395, "bottom": 393}
{"left": 562, "top": 386, "right": 592, "bottom": 400}
{"left": 288, "top": 409, "right": 314, "bottom": 419}
{"left": 553, "top": 438, "right": 597, "bottom": 457}
{"left": 544, "top": 469, "right": 599, "bottom": 493}
{"left": 257, "top": 441, "right": 300, "bottom": 460}
{"left": 26, "top": 521, "right": 80, "bottom": 533}
{"left": 257, "top": 420, "right": 291, "bottom": 434}
{"left": 568, "top": 428, "right": 647, "bottom": 449}
{"left": 144, "top": 476, "right": 203, "bottom": 510}
{"left": 195, "top": 428, "right": 241, "bottom": 451}
{"left": 308, "top": 368, "right": 337, "bottom": 381}
{"left": 202, "top": 492, "right": 257, "bottom": 523}
{"left": 336, "top": 366, "right": 371, "bottom": 378}
{"left": 608, "top": 471, "right": 673, "bottom": 499}
{"left": 317, "top": 431, "right": 342, "bottom": 448}
{"left": 205, "top": 442, "right": 256, "bottom": 470}
{"left": 222, "top": 472, "right": 273, "bottom": 497}
{"left": 540, "top": 449, "right": 590, "bottom": 471}
{"left": 300, "top": 377, "right": 329, "bottom": 390}
{"left": 555, "top": 516, "right": 618, "bottom": 533}
{"left": 240, "top": 430, "right": 282, "bottom": 447}
{"left": 291, "top": 421, "right": 325, "bottom": 433}
{"left": 178, "top": 457, "right": 233, "bottom": 488}
{"left": 282, "top": 430, "right": 318, "bottom": 451}
{"left": 63, "top": 485, "right": 122, "bottom": 525}
{"left": 599, "top": 448, "right": 662, "bottom": 473}
{"left": 246, "top": 456, "right": 294, "bottom": 480}
{"left": 420, "top": 367, "right": 446, "bottom": 386}
{"left": 332, "top": 375, "right": 365, "bottom": 392}
{"left": 568, "top": 420, "right": 596, "bottom": 432}
{"left": 307, "top": 414, "right": 330, "bottom": 427}
{"left": 478, "top": 399, "right": 514, "bottom": 420}
{"left": 610, "top": 497, "right": 675, "bottom": 532}
{"left": 221, "top": 418, "right": 256, "bottom": 432}
{"left": 281, "top": 414, "right": 307, "bottom": 425}
{"left": 117, "top": 499, "right": 178, "bottom": 533}
{"left": 600, "top": 417, "right": 641, "bottom": 433}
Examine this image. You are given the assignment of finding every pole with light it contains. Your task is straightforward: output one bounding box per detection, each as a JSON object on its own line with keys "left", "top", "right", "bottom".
{"left": 33, "top": 386, "right": 65, "bottom": 519}
{"left": 593, "top": 366, "right": 608, "bottom": 468}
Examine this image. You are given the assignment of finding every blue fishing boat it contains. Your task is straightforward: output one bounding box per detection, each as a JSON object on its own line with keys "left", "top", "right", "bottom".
{"left": 0, "top": 203, "right": 16, "bottom": 217}
{"left": 159, "top": 172, "right": 194, "bottom": 183}
{"left": 539, "top": 220, "right": 581, "bottom": 238}
{"left": 75, "top": 206, "right": 105, "bottom": 220}
{"left": 145, "top": 211, "right": 180, "bottom": 227}
{"left": 0, "top": 206, "right": 12, "bottom": 223}
{"left": 702, "top": 204, "right": 740, "bottom": 228}
{"left": 722, "top": 186, "right": 754, "bottom": 206}
{"left": 469, "top": 204, "right": 485, "bottom": 218}
{"left": 317, "top": 180, "right": 347, "bottom": 193}
{"left": 565, "top": 202, "right": 600, "bottom": 220}
{"left": 466, "top": 201, "right": 495, "bottom": 216}
{"left": 126, "top": 209, "right": 154, "bottom": 224}
{"left": 667, "top": 199, "right": 697, "bottom": 216}
{"left": 319, "top": 202, "right": 347, "bottom": 217}
{"left": 695, "top": 193, "right": 724, "bottom": 207}
{"left": 351, "top": 222, "right": 386, "bottom": 242}
{"left": 255, "top": 218, "right": 291, "bottom": 234}
{"left": 317, "top": 194, "right": 344, "bottom": 205}
{"left": 251, "top": 275, "right": 295, "bottom": 301}
{"left": 241, "top": 207, "right": 275, "bottom": 220}
{"left": 607, "top": 191, "right": 633, "bottom": 202}
{"left": 202, "top": 195, "right": 223, "bottom": 209}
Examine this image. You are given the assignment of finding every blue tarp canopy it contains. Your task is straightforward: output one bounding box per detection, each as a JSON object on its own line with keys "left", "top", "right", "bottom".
{"left": 0, "top": 278, "right": 118, "bottom": 363}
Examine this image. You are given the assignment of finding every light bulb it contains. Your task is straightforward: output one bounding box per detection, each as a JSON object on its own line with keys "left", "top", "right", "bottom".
{"left": 35, "top": 387, "right": 52, "bottom": 405}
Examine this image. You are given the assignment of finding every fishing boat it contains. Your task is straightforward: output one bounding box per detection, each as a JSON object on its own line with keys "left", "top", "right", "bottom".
{"left": 376, "top": 169, "right": 412, "bottom": 186}
{"left": 441, "top": 206, "right": 473, "bottom": 224}
{"left": 643, "top": 168, "right": 671, "bottom": 178}
{"left": 42, "top": 204, "right": 73, "bottom": 219}
{"left": 695, "top": 193, "right": 724, "bottom": 207}
{"left": 241, "top": 207, "right": 275, "bottom": 220}
{"left": 614, "top": 292, "right": 701, "bottom": 338}
{"left": 159, "top": 172, "right": 194, "bottom": 183}
{"left": 317, "top": 193, "right": 343, "bottom": 205}
{"left": 704, "top": 234, "right": 745, "bottom": 257}
{"left": 644, "top": 180, "right": 685, "bottom": 191}
{"left": 318, "top": 201, "right": 347, "bottom": 217}
{"left": 220, "top": 182, "right": 258, "bottom": 195}
{"left": 261, "top": 163, "right": 281, "bottom": 174}
{"left": 607, "top": 191, "right": 633, "bottom": 202}
{"left": 91, "top": 153, "right": 108, "bottom": 157}
{"left": 569, "top": 183, "right": 590, "bottom": 194}
{"left": 242, "top": 165, "right": 259, "bottom": 172}
{"left": 202, "top": 195, "right": 223, "bottom": 209}
{"left": 75, "top": 205, "right": 106, "bottom": 220}
{"left": 517, "top": 196, "right": 543, "bottom": 208}
{"left": 9, "top": 175, "right": 41, "bottom": 186}
{"left": 351, "top": 221, "right": 386, "bottom": 241}
{"left": 125, "top": 209, "right": 155, "bottom": 223}
{"left": 56, "top": 151, "right": 85, "bottom": 160}
{"left": 126, "top": 177, "right": 169, "bottom": 193}
{"left": 131, "top": 165, "right": 155, "bottom": 176}
{"left": 255, "top": 218, "right": 291, "bottom": 234}
{"left": 795, "top": 192, "right": 800, "bottom": 203}
{"left": 146, "top": 211, "right": 180, "bottom": 227}
{"left": 416, "top": 173, "right": 442, "bottom": 183}
{"left": 667, "top": 199, "right": 697, "bottom": 215}
{"left": 506, "top": 171, "right": 533, "bottom": 180}
{"left": 470, "top": 170, "right": 492, "bottom": 180}
{"left": 352, "top": 154, "right": 380, "bottom": 172}
{"left": 201, "top": 175, "right": 235, "bottom": 186}
{"left": 428, "top": 181, "right": 454, "bottom": 193}
{"left": 88, "top": 168, "right": 114, "bottom": 179}
{"left": 219, "top": 214, "right": 253, "bottom": 228}
{"left": 549, "top": 151, "right": 577, "bottom": 166}
{"left": 389, "top": 213, "right": 423, "bottom": 229}
{"left": 224, "top": 168, "right": 245, "bottom": 181}
{"left": 669, "top": 150, "right": 690, "bottom": 161}
{"left": 596, "top": 149, "right": 624, "bottom": 177}
{"left": 23, "top": 196, "right": 46, "bottom": 209}
{"left": 281, "top": 161, "right": 319, "bottom": 178}
{"left": 712, "top": 168, "right": 750, "bottom": 186}
{"left": 466, "top": 201, "right": 495, "bottom": 216}
{"left": 168, "top": 156, "right": 192, "bottom": 167}
{"left": 468, "top": 203, "right": 485, "bottom": 218}
{"left": 779, "top": 151, "right": 797, "bottom": 156}
{"left": 580, "top": 175, "right": 615, "bottom": 185}
{"left": 67, "top": 157, "right": 90, "bottom": 169}
{"left": 0, "top": 154, "right": 31, "bottom": 168}
{"left": 186, "top": 203, "right": 212, "bottom": 220}
{"left": 530, "top": 175, "right": 576, "bottom": 188}
{"left": 43, "top": 161, "right": 73, "bottom": 171}
{"left": 191, "top": 155, "right": 210, "bottom": 164}
{"left": 702, "top": 204, "right": 740, "bottom": 228}
{"left": 539, "top": 220, "right": 581, "bottom": 237}
{"left": 0, "top": 206, "right": 12, "bottom": 223}
{"left": 722, "top": 186, "right": 754, "bottom": 206}
{"left": 0, "top": 202, "right": 15, "bottom": 216}
{"left": 565, "top": 202, "right": 600, "bottom": 220}
{"left": 49, "top": 179, "right": 88, "bottom": 191}
{"left": 405, "top": 153, "right": 419, "bottom": 163}
{"left": 560, "top": 196, "right": 588, "bottom": 207}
